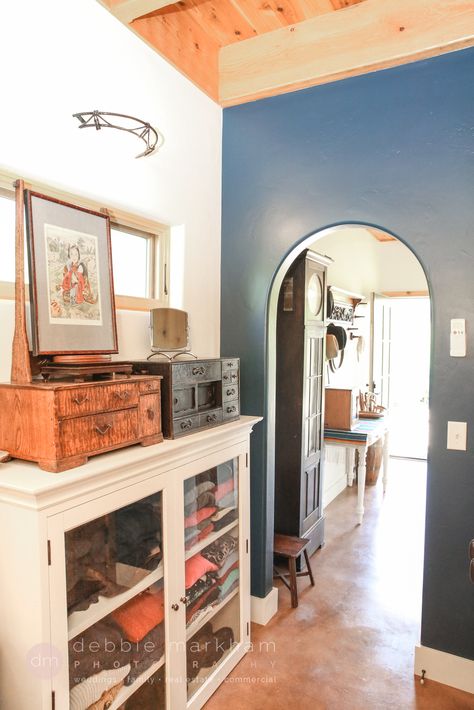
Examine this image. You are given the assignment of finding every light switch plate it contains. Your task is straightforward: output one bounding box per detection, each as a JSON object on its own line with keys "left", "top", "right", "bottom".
{"left": 450, "top": 318, "right": 466, "bottom": 357}
{"left": 447, "top": 421, "right": 467, "bottom": 451}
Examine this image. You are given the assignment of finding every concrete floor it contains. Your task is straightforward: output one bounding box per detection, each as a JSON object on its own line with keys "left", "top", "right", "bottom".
{"left": 204, "top": 459, "right": 474, "bottom": 710}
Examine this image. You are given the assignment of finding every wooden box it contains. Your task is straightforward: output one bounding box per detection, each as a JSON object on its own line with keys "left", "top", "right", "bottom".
{"left": 324, "top": 387, "right": 359, "bottom": 430}
{"left": 0, "top": 375, "right": 163, "bottom": 472}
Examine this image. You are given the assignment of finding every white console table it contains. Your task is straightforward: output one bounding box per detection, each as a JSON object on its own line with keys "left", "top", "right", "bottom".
{"left": 324, "top": 418, "right": 389, "bottom": 525}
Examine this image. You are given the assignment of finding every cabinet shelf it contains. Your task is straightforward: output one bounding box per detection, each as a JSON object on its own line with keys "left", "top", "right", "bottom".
{"left": 186, "top": 587, "right": 239, "bottom": 640}
{"left": 185, "top": 520, "right": 238, "bottom": 561}
{"left": 109, "top": 654, "right": 165, "bottom": 710}
{"left": 68, "top": 561, "right": 164, "bottom": 640}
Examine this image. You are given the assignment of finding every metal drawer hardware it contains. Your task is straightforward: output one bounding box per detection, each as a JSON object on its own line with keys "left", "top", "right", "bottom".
{"left": 223, "top": 373, "right": 238, "bottom": 383}
{"left": 113, "top": 390, "right": 130, "bottom": 401}
{"left": 226, "top": 361, "right": 234, "bottom": 367}
{"left": 147, "top": 408, "right": 155, "bottom": 420}
{"left": 226, "top": 388, "right": 236, "bottom": 396}
{"left": 226, "top": 405, "right": 237, "bottom": 414}
{"left": 95, "top": 423, "right": 113, "bottom": 435}
{"left": 181, "top": 419, "right": 193, "bottom": 430}
{"left": 171, "top": 603, "right": 179, "bottom": 611}
{"left": 72, "top": 395, "right": 89, "bottom": 405}
{"left": 207, "top": 414, "right": 218, "bottom": 423}
{"left": 192, "top": 366, "right": 205, "bottom": 376}
{"left": 180, "top": 596, "right": 189, "bottom": 604}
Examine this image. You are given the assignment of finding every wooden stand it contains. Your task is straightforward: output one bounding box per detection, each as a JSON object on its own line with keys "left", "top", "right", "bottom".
{"left": 10, "top": 180, "right": 32, "bottom": 385}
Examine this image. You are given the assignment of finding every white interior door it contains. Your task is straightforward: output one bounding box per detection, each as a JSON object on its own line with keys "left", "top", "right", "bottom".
{"left": 370, "top": 293, "right": 392, "bottom": 409}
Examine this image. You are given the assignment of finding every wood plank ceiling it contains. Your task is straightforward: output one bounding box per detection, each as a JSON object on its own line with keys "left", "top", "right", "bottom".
{"left": 100, "top": 0, "right": 474, "bottom": 105}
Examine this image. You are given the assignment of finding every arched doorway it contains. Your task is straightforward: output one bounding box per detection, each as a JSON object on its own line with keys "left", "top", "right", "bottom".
{"left": 266, "top": 222, "right": 431, "bottom": 601}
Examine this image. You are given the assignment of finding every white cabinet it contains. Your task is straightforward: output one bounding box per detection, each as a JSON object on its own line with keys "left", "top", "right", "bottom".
{"left": 0, "top": 416, "right": 260, "bottom": 710}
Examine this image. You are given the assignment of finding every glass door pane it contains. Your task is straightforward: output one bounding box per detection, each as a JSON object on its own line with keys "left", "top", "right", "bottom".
{"left": 183, "top": 459, "right": 240, "bottom": 700}
{"left": 65, "top": 492, "right": 166, "bottom": 710}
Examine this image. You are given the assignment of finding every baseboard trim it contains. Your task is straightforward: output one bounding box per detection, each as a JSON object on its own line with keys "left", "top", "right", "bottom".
{"left": 251, "top": 587, "right": 279, "bottom": 625}
{"left": 415, "top": 645, "right": 474, "bottom": 695}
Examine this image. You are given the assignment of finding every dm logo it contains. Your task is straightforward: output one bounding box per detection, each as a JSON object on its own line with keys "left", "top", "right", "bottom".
{"left": 26, "top": 643, "right": 63, "bottom": 679}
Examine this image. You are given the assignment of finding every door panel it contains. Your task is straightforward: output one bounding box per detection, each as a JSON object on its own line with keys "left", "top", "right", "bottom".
{"left": 370, "top": 293, "right": 392, "bottom": 409}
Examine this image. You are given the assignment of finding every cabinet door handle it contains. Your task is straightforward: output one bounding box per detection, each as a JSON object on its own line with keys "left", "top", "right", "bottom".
{"left": 180, "top": 419, "right": 193, "bottom": 430}
{"left": 180, "top": 596, "right": 189, "bottom": 605}
{"left": 226, "top": 405, "right": 237, "bottom": 414}
{"left": 113, "top": 390, "right": 130, "bottom": 401}
{"left": 192, "top": 366, "right": 205, "bottom": 376}
{"left": 72, "top": 395, "right": 89, "bottom": 405}
{"left": 171, "top": 603, "right": 179, "bottom": 611}
{"left": 226, "top": 361, "right": 234, "bottom": 367}
{"left": 207, "top": 414, "right": 217, "bottom": 423}
{"left": 226, "top": 388, "right": 236, "bottom": 396}
{"left": 147, "top": 408, "right": 155, "bottom": 421}
{"left": 95, "top": 423, "right": 112, "bottom": 436}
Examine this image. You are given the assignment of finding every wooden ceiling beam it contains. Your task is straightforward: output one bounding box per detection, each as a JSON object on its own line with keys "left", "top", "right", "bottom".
{"left": 109, "top": 0, "right": 177, "bottom": 24}
{"left": 219, "top": 0, "right": 474, "bottom": 106}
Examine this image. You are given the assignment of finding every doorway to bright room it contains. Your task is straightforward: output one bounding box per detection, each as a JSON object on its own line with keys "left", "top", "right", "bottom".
{"left": 385, "top": 297, "right": 430, "bottom": 460}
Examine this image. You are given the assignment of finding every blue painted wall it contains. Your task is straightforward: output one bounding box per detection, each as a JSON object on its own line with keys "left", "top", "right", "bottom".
{"left": 222, "top": 48, "right": 474, "bottom": 660}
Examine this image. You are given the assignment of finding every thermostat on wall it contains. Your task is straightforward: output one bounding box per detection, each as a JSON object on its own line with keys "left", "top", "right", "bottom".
{"left": 450, "top": 319, "right": 466, "bottom": 357}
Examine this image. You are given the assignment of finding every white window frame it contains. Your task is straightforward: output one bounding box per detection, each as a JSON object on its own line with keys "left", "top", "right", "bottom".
{"left": 0, "top": 172, "right": 170, "bottom": 311}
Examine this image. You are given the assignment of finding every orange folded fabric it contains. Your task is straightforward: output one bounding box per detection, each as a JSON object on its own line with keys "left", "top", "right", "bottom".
{"left": 185, "top": 553, "right": 218, "bottom": 589}
{"left": 112, "top": 589, "right": 165, "bottom": 643}
{"left": 184, "top": 506, "right": 217, "bottom": 528}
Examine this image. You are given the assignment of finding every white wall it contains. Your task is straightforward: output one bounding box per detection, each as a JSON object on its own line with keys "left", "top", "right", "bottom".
{"left": 315, "top": 227, "right": 427, "bottom": 295}
{"left": 0, "top": 0, "right": 222, "bottom": 380}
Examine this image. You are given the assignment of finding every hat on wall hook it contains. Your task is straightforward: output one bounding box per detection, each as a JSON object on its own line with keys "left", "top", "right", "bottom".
{"left": 73, "top": 110, "right": 164, "bottom": 158}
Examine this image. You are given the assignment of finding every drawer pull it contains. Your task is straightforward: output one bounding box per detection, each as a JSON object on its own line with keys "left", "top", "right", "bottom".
{"left": 95, "top": 423, "right": 113, "bottom": 435}
{"left": 181, "top": 419, "right": 193, "bottom": 430}
{"left": 226, "top": 361, "right": 234, "bottom": 367}
{"left": 147, "top": 408, "right": 155, "bottom": 421}
{"left": 207, "top": 414, "right": 217, "bottom": 423}
{"left": 192, "top": 366, "right": 205, "bottom": 376}
{"left": 231, "top": 374, "right": 238, "bottom": 381}
{"left": 226, "top": 388, "right": 236, "bottom": 396}
{"left": 226, "top": 405, "right": 237, "bottom": 414}
{"left": 113, "top": 390, "right": 130, "bottom": 401}
{"left": 180, "top": 596, "right": 189, "bottom": 605}
{"left": 72, "top": 395, "right": 89, "bottom": 406}
{"left": 171, "top": 603, "right": 179, "bottom": 611}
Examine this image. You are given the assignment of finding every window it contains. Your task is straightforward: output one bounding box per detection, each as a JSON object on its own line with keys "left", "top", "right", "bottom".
{"left": 111, "top": 226, "right": 151, "bottom": 298}
{"left": 110, "top": 224, "right": 168, "bottom": 303}
{"left": 0, "top": 182, "right": 169, "bottom": 308}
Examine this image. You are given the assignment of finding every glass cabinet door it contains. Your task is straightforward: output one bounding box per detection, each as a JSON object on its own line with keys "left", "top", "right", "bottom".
{"left": 63, "top": 491, "right": 167, "bottom": 710}
{"left": 183, "top": 459, "right": 240, "bottom": 700}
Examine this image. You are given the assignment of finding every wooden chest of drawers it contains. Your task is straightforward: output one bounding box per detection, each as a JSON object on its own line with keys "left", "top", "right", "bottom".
{"left": 132, "top": 358, "right": 240, "bottom": 438}
{"left": 324, "top": 387, "right": 359, "bottom": 430}
{"left": 0, "top": 375, "right": 163, "bottom": 472}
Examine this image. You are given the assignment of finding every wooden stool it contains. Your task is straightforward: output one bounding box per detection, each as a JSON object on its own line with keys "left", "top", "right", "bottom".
{"left": 273, "top": 533, "right": 315, "bottom": 608}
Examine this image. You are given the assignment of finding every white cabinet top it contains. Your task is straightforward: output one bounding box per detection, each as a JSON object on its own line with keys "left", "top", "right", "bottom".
{"left": 0, "top": 416, "right": 261, "bottom": 510}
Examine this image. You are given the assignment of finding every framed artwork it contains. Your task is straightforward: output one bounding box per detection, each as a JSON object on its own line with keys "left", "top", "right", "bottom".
{"left": 25, "top": 191, "right": 118, "bottom": 356}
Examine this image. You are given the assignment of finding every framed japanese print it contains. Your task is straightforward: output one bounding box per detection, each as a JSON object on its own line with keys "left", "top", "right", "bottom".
{"left": 25, "top": 191, "right": 118, "bottom": 356}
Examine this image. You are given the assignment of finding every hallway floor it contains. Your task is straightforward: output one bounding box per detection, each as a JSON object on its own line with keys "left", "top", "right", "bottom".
{"left": 204, "top": 459, "right": 474, "bottom": 709}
